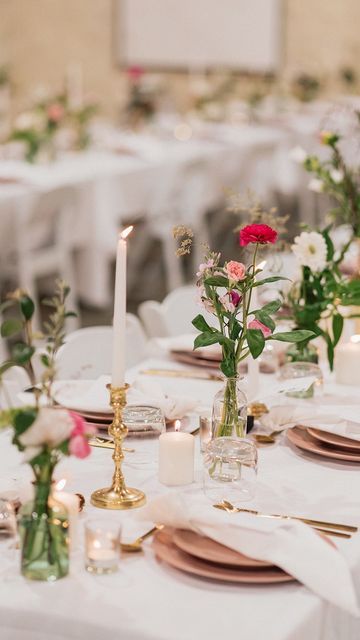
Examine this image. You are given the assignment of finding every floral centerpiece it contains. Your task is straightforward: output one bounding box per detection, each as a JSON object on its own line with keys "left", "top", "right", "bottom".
{"left": 283, "top": 228, "right": 360, "bottom": 369}
{"left": 0, "top": 282, "right": 95, "bottom": 581}
{"left": 9, "top": 97, "right": 66, "bottom": 163}
{"left": 193, "top": 224, "right": 313, "bottom": 438}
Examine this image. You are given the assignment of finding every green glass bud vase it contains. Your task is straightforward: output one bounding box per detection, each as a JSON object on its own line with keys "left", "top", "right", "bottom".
{"left": 19, "top": 480, "right": 69, "bottom": 581}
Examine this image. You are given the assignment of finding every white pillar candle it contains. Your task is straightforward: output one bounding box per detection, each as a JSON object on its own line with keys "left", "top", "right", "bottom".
{"left": 335, "top": 335, "right": 360, "bottom": 386}
{"left": 52, "top": 491, "right": 80, "bottom": 550}
{"left": 159, "top": 424, "right": 195, "bottom": 486}
{"left": 112, "top": 226, "right": 133, "bottom": 387}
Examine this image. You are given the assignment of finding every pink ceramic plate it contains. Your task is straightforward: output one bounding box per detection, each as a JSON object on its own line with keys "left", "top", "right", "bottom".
{"left": 171, "top": 351, "right": 220, "bottom": 370}
{"left": 172, "top": 529, "right": 271, "bottom": 568}
{"left": 287, "top": 427, "right": 360, "bottom": 462}
{"left": 153, "top": 529, "right": 294, "bottom": 584}
{"left": 307, "top": 428, "right": 360, "bottom": 452}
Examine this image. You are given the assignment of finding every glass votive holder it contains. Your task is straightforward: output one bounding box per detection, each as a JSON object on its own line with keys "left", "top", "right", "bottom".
{"left": 85, "top": 518, "right": 121, "bottom": 575}
{"left": 199, "top": 414, "right": 212, "bottom": 453}
{"left": 203, "top": 437, "right": 257, "bottom": 504}
{"left": 279, "top": 362, "right": 323, "bottom": 399}
{"left": 123, "top": 405, "right": 166, "bottom": 435}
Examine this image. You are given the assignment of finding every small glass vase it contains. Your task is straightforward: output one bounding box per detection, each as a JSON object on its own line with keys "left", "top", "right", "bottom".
{"left": 212, "top": 377, "right": 247, "bottom": 439}
{"left": 18, "top": 480, "right": 69, "bottom": 581}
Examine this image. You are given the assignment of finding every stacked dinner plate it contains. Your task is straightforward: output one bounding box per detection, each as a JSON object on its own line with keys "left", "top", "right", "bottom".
{"left": 287, "top": 426, "right": 360, "bottom": 462}
{"left": 170, "top": 348, "right": 276, "bottom": 374}
{"left": 152, "top": 527, "right": 294, "bottom": 584}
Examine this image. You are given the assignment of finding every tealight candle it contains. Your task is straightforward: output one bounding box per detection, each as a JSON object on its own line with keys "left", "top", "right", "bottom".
{"left": 335, "top": 335, "right": 360, "bottom": 386}
{"left": 159, "top": 422, "right": 195, "bottom": 486}
{"left": 85, "top": 519, "right": 121, "bottom": 575}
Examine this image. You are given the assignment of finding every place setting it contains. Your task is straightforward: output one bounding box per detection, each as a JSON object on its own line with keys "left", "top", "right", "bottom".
{"left": 2, "top": 6, "right": 360, "bottom": 639}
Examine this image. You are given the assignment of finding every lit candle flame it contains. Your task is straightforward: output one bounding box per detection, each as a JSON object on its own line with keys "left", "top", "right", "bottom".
{"left": 257, "top": 260, "right": 267, "bottom": 271}
{"left": 174, "top": 419, "right": 181, "bottom": 432}
{"left": 350, "top": 335, "right": 360, "bottom": 344}
{"left": 56, "top": 478, "right": 66, "bottom": 491}
{"left": 120, "top": 225, "right": 134, "bottom": 240}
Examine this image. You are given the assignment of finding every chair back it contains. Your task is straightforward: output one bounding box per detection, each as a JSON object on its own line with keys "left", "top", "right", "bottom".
{"left": 56, "top": 316, "right": 148, "bottom": 379}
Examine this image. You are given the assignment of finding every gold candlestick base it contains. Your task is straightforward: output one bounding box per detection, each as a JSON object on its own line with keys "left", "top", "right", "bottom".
{"left": 90, "top": 384, "right": 146, "bottom": 510}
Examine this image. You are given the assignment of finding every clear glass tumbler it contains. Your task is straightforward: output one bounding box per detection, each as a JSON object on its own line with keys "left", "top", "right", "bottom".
{"left": 203, "top": 437, "right": 258, "bottom": 503}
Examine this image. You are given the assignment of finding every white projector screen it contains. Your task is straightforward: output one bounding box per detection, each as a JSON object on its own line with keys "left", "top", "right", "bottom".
{"left": 115, "top": 0, "right": 282, "bottom": 73}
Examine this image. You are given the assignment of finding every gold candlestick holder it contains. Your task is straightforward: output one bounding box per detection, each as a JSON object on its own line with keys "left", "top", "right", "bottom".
{"left": 91, "top": 384, "right": 146, "bottom": 510}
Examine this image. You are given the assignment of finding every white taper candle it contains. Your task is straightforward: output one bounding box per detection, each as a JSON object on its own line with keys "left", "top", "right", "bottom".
{"left": 112, "top": 226, "right": 133, "bottom": 387}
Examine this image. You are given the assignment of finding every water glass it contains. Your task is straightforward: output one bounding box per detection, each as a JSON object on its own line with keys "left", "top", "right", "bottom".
{"left": 199, "top": 414, "right": 212, "bottom": 452}
{"left": 123, "top": 405, "right": 166, "bottom": 435}
{"left": 203, "top": 437, "right": 257, "bottom": 503}
{"left": 85, "top": 518, "right": 121, "bottom": 575}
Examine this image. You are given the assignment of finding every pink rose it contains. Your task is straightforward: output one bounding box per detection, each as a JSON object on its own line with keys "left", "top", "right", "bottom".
{"left": 127, "top": 66, "right": 144, "bottom": 82}
{"left": 47, "top": 103, "right": 65, "bottom": 123}
{"left": 248, "top": 319, "right": 272, "bottom": 338}
{"left": 225, "top": 261, "right": 246, "bottom": 282}
{"left": 69, "top": 434, "right": 91, "bottom": 459}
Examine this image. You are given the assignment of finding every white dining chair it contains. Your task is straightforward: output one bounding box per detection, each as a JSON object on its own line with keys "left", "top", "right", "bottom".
{"left": 55, "top": 314, "right": 149, "bottom": 380}
{"left": 4, "top": 185, "right": 80, "bottom": 331}
{"left": 139, "top": 284, "right": 217, "bottom": 338}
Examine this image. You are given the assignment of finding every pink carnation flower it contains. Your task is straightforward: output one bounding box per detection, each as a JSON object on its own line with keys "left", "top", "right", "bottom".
{"left": 248, "top": 318, "right": 272, "bottom": 338}
{"left": 226, "top": 261, "right": 246, "bottom": 282}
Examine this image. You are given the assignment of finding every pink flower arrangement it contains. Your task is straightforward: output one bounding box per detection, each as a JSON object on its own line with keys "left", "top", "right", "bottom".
{"left": 248, "top": 318, "right": 272, "bottom": 337}
{"left": 239, "top": 224, "right": 277, "bottom": 247}
{"left": 225, "top": 261, "right": 246, "bottom": 282}
{"left": 127, "top": 66, "right": 144, "bottom": 82}
{"left": 47, "top": 103, "right": 65, "bottom": 123}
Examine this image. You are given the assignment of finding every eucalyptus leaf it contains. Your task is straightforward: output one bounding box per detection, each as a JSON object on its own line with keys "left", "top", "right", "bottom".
{"left": 253, "top": 276, "right": 289, "bottom": 287}
{"left": 13, "top": 409, "right": 37, "bottom": 436}
{"left": 1, "top": 318, "right": 23, "bottom": 338}
{"left": 20, "top": 295, "right": 35, "bottom": 321}
{"left": 253, "top": 311, "right": 275, "bottom": 332}
{"left": 11, "top": 342, "right": 35, "bottom": 365}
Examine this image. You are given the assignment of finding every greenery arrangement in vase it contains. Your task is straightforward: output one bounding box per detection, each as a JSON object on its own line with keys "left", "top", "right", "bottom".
{"left": 0, "top": 282, "right": 95, "bottom": 581}
{"left": 193, "top": 223, "right": 313, "bottom": 438}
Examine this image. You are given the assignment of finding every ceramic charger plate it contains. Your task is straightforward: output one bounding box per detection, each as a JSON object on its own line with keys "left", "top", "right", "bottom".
{"left": 287, "top": 427, "right": 360, "bottom": 462}
{"left": 307, "top": 428, "right": 360, "bottom": 452}
{"left": 153, "top": 528, "right": 294, "bottom": 584}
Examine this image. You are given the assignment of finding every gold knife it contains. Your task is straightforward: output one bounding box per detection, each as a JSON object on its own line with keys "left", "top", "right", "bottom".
{"left": 141, "top": 368, "right": 222, "bottom": 381}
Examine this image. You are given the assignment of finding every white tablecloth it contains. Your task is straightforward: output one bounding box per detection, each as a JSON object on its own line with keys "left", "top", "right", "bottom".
{"left": 0, "top": 125, "right": 286, "bottom": 306}
{"left": 1, "top": 358, "right": 360, "bottom": 640}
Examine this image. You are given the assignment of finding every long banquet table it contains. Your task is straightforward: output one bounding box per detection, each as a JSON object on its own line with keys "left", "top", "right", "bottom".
{"left": 0, "top": 124, "right": 287, "bottom": 306}
{"left": 1, "top": 356, "right": 360, "bottom": 640}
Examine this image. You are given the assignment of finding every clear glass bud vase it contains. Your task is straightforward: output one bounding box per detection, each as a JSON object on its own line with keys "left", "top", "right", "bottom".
{"left": 18, "top": 480, "right": 69, "bottom": 581}
{"left": 212, "top": 377, "right": 247, "bottom": 439}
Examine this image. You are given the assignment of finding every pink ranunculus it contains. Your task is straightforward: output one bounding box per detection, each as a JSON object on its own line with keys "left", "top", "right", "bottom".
{"left": 230, "top": 290, "right": 242, "bottom": 307}
{"left": 69, "top": 434, "right": 91, "bottom": 459}
{"left": 47, "top": 103, "right": 65, "bottom": 123}
{"left": 248, "top": 319, "right": 272, "bottom": 338}
{"left": 226, "top": 261, "right": 246, "bottom": 282}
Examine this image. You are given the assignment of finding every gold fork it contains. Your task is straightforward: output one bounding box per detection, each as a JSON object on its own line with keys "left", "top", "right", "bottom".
{"left": 214, "top": 500, "right": 357, "bottom": 537}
